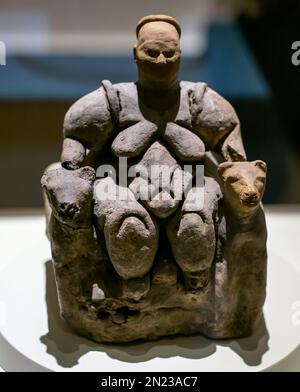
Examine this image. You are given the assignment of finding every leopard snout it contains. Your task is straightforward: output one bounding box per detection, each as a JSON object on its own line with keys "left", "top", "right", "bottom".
{"left": 58, "top": 202, "right": 79, "bottom": 218}
{"left": 240, "top": 188, "right": 259, "bottom": 204}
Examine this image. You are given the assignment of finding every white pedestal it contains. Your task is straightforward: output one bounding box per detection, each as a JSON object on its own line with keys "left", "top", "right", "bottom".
{"left": 0, "top": 207, "right": 300, "bottom": 372}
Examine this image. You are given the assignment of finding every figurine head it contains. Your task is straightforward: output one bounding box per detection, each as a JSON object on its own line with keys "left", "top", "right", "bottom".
{"left": 218, "top": 160, "right": 267, "bottom": 218}
{"left": 134, "top": 15, "right": 181, "bottom": 88}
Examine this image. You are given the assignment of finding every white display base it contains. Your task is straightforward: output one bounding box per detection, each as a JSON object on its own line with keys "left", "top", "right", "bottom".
{"left": 0, "top": 210, "right": 300, "bottom": 372}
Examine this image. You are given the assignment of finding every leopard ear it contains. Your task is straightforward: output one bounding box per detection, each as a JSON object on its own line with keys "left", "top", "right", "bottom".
{"left": 254, "top": 160, "right": 267, "bottom": 173}
{"left": 218, "top": 162, "right": 234, "bottom": 180}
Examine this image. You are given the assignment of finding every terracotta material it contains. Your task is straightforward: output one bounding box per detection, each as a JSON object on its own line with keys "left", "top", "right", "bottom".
{"left": 41, "top": 15, "right": 267, "bottom": 343}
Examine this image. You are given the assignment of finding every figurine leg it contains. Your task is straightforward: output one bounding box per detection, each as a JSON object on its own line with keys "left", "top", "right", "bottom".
{"left": 94, "top": 183, "right": 159, "bottom": 280}
{"left": 166, "top": 210, "right": 215, "bottom": 290}
{"left": 166, "top": 178, "right": 220, "bottom": 290}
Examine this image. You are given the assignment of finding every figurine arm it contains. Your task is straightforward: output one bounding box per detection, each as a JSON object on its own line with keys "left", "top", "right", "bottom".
{"left": 192, "top": 86, "right": 246, "bottom": 162}
{"left": 61, "top": 86, "right": 114, "bottom": 169}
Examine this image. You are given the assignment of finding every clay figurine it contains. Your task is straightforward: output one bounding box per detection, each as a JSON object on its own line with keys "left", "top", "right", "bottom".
{"left": 41, "top": 15, "right": 267, "bottom": 343}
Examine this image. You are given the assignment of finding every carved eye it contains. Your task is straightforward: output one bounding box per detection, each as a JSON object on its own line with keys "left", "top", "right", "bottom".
{"left": 163, "top": 50, "right": 175, "bottom": 58}
{"left": 257, "top": 176, "right": 265, "bottom": 183}
{"left": 146, "top": 48, "right": 160, "bottom": 58}
{"left": 227, "top": 176, "right": 239, "bottom": 184}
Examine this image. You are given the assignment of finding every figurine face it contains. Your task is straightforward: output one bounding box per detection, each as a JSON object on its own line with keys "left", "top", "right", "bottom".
{"left": 134, "top": 21, "right": 181, "bottom": 84}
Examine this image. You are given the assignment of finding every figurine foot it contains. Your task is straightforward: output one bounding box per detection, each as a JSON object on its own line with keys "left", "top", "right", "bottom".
{"left": 122, "top": 275, "right": 150, "bottom": 301}
{"left": 183, "top": 269, "right": 210, "bottom": 290}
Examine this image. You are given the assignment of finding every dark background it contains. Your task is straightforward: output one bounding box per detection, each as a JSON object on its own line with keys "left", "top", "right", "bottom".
{"left": 0, "top": 0, "right": 299, "bottom": 207}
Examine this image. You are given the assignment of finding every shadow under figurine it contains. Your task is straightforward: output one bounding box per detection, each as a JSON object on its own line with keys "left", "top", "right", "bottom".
{"left": 41, "top": 15, "right": 268, "bottom": 343}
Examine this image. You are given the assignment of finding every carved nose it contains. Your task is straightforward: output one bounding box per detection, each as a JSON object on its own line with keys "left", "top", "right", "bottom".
{"left": 157, "top": 54, "right": 167, "bottom": 64}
